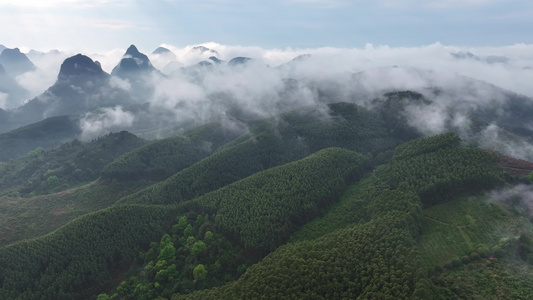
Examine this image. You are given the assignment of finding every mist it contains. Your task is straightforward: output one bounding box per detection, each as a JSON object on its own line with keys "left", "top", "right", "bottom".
{"left": 488, "top": 184, "right": 533, "bottom": 217}
{"left": 12, "top": 42, "right": 533, "bottom": 160}
{"left": 79, "top": 106, "right": 134, "bottom": 140}
{"left": 17, "top": 50, "right": 72, "bottom": 100}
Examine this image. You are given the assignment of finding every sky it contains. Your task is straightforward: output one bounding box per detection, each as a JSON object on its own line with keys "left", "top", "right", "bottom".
{"left": 1, "top": 0, "right": 532, "bottom": 52}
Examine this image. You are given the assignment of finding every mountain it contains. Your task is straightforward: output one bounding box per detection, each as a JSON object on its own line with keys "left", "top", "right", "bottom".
{"left": 0, "top": 115, "right": 81, "bottom": 162}
{"left": 111, "top": 44, "right": 156, "bottom": 77}
{"left": 111, "top": 45, "right": 160, "bottom": 103}
{"left": 2, "top": 45, "right": 533, "bottom": 300}
{"left": 0, "top": 130, "right": 147, "bottom": 198}
{"left": 57, "top": 53, "right": 108, "bottom": 84}
{"left": 152, "top": 46, "right": 177, "bottom": 59}
{"left": 451, "top": 51, "right": 509, "bottom": 64}
{"left": 4, "top": 53, "right": 137, "bottom": 131}
{"left": 208, "top": 56, "right": 222, "bottom": 64}
{"left": 190, "top": 45, "right": 219, "bottom": 56}
{"left": 228, "top": 56, "right": 252, "bottom": 66}
{"left": 27, "top": 49, "right": 61, "bottom": 57}
{"left": 162, "top": 60, "right": 184, "bottom": 74}
{"left": 0, "top": 63, "right": 30, "bottom": 109}
{"left": 0, "top": 47, "right": 36, "bottom": 76}
{"left": 1, "top": 125, "right": 531, "bottom": 299}
{"left": 153, "top": 46, "right": 172, "bottom": 55}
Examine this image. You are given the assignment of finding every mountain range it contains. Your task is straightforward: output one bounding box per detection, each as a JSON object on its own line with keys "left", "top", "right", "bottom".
{"left": 0, "top": 43, "right": 532, "bottom": 299}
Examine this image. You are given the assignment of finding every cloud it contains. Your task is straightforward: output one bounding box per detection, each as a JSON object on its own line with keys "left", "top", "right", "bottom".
{"left": 15, "top": 50, "right": 72, "bottom": 101}
{"left": 109, "top": 76, "right": 131, "bottom": 91}
{"left": 79, "top": 106, "right": 134, "bottom": 140}
{"left": 118, "top": 42, "right": 533, "bottom": 161}
{"left": 8, "top": 41, "right": 533, "bottom": 162}
{"left": 0, "top": 92, "right": 8, "bottom": 109}
{"left": 488, "top": 184, "right": 533, "bottom": 217}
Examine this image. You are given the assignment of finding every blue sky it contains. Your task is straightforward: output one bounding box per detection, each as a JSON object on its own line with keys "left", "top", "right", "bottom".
{"left": 1, "top": 0, "right": 532, "bottom": 52}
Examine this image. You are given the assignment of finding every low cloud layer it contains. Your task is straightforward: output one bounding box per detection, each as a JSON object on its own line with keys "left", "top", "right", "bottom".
{"left": 488, "top": 184, "right": 533, "bottom": 217}
{"left": 12, "top": 42, "right": 533, "bottom": 160}
{"left": 79, "top": 106, "right": 134, "bottom": 140}
{"left": 17, "top": 50, "right": 72, "bottom": 100}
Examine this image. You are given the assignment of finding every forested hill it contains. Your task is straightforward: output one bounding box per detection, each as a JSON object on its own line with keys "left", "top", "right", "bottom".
{"left": 0, "top": 100, "right": 533, "bottom": 299}
{"left": 117, "top": 102, "right": 401, "bottom": 206}
{"left": 0, "top": 115, "right": 81, "bottom": 162}
{"left": 0, "top": 147, "right": 367, "bottom": 299}
{"left": 100, "top": 121, "right": 247, "bottom": 181}
{"left": 0, "top": 131, "right": 147, "bottom": 197}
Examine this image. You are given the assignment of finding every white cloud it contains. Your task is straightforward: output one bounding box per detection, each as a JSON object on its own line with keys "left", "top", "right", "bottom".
{"left": 0, "top": 92, "right": 8, "bottom": 109}
{"left": 15, "top": 51, "right": 71, "bottom": 101}
{"left": 488, "top": 184, "right": 533, "bottom": 217}
{"left": 109, "top": 76, "right": 132, "bottom": 91}
{"left": 79, "top": 106, "right": 134, "bottom": 140}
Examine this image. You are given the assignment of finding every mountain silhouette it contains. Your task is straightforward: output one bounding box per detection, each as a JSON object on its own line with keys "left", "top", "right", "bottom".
{"left": 0, "top": 48, "right": 36, "bottom": 76}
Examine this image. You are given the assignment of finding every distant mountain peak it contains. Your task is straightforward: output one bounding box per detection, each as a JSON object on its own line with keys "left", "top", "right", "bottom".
{"left": 0, "top": 47, "right": 36, "bottom": 76}
{"left": 1, "top": 47, "right": 24, "bottom": 57}
{"left": 111, "top": 45, "right": 155, "bottom": 76}
{"left": 228, "top": 57, "right": 252, "bottom": 66}
{"left": 209, "top": 56, "right": 222, "bottom": 64}
{"left": 191, "top": 46, "right": 219, "bottom": 56}
{"left": 57, "top": 54, "right": 107, "bottom": 81}
{"left": 292, "top": 54, "right": 311, "bottom": 62}
{"left": 126, "top": 44, "right": 141, "bottom": 56}
{"left": 152, "top": 46, "right": 172, "bottom": 55}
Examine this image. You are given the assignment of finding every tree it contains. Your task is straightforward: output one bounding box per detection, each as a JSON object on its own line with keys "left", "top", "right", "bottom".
{"left": 204, "top": 231, "right": 213, "bottom": 242}
{"left": 193, "top": 264, "right": 207, "bottom": 281}
{"left": 191, "top": 241, "right": 207, "bottom": 256}
{"left": 158, "top": 234, "right": 176, "bottom": 262}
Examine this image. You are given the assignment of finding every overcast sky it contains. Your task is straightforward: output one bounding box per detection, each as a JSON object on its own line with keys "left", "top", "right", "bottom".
{"left": 1, "top": 0, "right": 532, "bottom": 52}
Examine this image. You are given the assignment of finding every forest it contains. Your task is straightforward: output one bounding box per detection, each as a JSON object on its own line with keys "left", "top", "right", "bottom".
{"left": 1, "top": 97, "right": 533, "bottom": 299}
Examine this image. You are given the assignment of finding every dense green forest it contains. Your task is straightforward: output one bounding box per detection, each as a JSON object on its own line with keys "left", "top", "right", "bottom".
{"left": 101, "top": 122, "right": 245, "bottom": 181}
{"left": 1, "top": 97, "right": 533, "bottom": 299}
{"left": 0, "top": 131, "right": 147, "bottom": 197}
{"left": 118, "top": 102, "right": 395, "bottom": 206}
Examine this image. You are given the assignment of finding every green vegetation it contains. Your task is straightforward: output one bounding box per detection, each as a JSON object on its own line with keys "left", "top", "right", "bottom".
{"left": 0, "top": 204, "right": 182, "bottom": 299}
{"left": 0, "top": 131, "right": 147, "bottom": 196}
{"left": 38, "top": 147, "right": 366, "bottom": 300}
{"left": 174, "top": 182, "right": 430, "bottom": 299}
{"left": 417, "top": 195, "right": 527, "bottom": 268}
{"left": 432, "top": 255, "right": 533, "bottom": 299}
{"left": 0, "top": 115, "right": 81, "bottom": 162}
{"left": 377, "top": 133, "right": 505, "bottom": 206}
{"left": 98, "top": 212, "right": 250, "bottom": 299}
{"left": 0, "top": 179, "right": 152, "bottom": 247}
{"left": 195, "top": 147, "right": 367, "bottom": 253}
{"left": 1, "top": 98, "right": 533, "bottom": 299}
{"left": 100, "top": 122, "right": 244, "bottom": 181}
{"left": 119, "top": 102, "right": 401, "bottom": 206}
